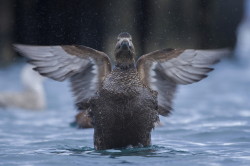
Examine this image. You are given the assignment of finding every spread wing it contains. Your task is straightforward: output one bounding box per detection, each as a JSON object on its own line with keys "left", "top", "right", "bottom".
{"left": 14, "top": 44, "right": 112, "bottom": 108}
{"left": 137, "top": 48, "right": 229, "bottom": 116}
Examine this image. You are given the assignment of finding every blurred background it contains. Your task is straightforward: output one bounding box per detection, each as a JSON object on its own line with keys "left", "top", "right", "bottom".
{"left": 0, "top": 1, "right": 250, "bottom": 166}
{"left": 0, "top": 0, "right": 246, "bottom": 66}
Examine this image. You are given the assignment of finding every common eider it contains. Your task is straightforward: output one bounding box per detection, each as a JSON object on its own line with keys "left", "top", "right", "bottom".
{"left": 14, "top": 32, "right": 228, "bottom": 150}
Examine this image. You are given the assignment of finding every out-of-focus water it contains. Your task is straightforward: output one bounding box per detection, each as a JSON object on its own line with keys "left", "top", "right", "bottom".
{"left": 0, "top": 59, "right": 249, "bottom": 166}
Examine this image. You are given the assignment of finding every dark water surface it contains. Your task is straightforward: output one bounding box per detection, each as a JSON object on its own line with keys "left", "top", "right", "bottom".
{"left": 0, "top": 60, "right": 249, "bottom": 166}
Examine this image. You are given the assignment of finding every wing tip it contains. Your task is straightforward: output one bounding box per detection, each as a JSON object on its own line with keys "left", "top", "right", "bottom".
{"left": 158, "top": 106, "right": 173, "bottom": 117}
{"left": 13, "top": 44, "right": 23, "bottom": 52}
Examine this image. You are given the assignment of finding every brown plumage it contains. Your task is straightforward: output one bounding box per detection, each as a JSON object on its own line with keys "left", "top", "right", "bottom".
{"left": 75, "top": 111, "right": 93, "bottom": 128}
{"left": 14, "top": 32, "right": 229, "bottom": 150}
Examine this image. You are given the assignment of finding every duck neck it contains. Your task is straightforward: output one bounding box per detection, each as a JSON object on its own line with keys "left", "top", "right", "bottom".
{"left": 115, "top": 51, "right": 136, "bottom": 70}
{"left": 115, "top": 62, "right": 135, "bottom": 70}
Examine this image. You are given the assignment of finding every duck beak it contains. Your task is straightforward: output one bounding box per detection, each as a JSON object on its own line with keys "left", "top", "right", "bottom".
{"left": 121, "top": 40, "right": 130, "bottom": 50}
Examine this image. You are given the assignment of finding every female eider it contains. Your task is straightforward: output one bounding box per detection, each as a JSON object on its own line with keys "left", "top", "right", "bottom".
{"left": 14, "top": 32, "right": 228, "bottom": 150}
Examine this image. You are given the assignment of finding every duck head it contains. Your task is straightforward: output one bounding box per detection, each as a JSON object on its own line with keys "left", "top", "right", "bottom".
{"left": 114, "top": 32, "right": 135, "bottom": 67}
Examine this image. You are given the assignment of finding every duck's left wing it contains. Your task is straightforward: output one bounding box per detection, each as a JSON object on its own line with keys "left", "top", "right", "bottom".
{"left": 136, "top": 48, "right": 229, "bottom": 116}
{"left": 14, "top": 44, "right": 112, "bottom": 108}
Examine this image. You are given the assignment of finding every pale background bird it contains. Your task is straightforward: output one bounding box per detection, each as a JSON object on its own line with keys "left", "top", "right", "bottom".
{"left": 0, "top": 64, "right": 46, "bottom": 110}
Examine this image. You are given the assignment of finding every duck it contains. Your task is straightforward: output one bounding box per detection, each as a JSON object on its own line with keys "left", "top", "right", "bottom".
{"left": 14, "top": 32, "right": 228, "bottom": 150}
{"left": 0, "top": 64, "right": 46, "bottom": 110}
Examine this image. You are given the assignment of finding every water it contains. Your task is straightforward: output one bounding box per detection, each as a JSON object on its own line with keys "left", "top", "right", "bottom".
{"left": 0, "top": 59, "right": 250, "bottom": 166}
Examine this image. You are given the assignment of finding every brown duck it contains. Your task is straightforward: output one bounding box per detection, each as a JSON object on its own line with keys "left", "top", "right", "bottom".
{"left": 14, "top": 32, "right": 228, "bottom": 150}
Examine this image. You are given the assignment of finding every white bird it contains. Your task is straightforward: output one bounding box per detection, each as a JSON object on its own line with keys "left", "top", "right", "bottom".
{"left": 0, "top": 64, "right": 46, "bottom": 110}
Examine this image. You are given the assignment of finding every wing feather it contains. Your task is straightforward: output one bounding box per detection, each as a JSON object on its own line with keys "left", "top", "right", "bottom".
{"left": 137, "top": 48, "right": 229, "bottom": 116}
{"left": 14, "top": 44, "right": 112, "bottom": 109}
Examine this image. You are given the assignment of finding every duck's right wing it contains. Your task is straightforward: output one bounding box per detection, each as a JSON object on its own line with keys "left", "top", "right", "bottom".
{"left": 14, "top": 44, "right": 112, "bottom": 107}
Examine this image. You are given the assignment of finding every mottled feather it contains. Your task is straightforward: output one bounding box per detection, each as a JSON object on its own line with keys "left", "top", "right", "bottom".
{"left": 137, "top": 48, "right": 229, "bottom": 116}
{"left": 14, "top": 44, "right": 112, "bottom": 108}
